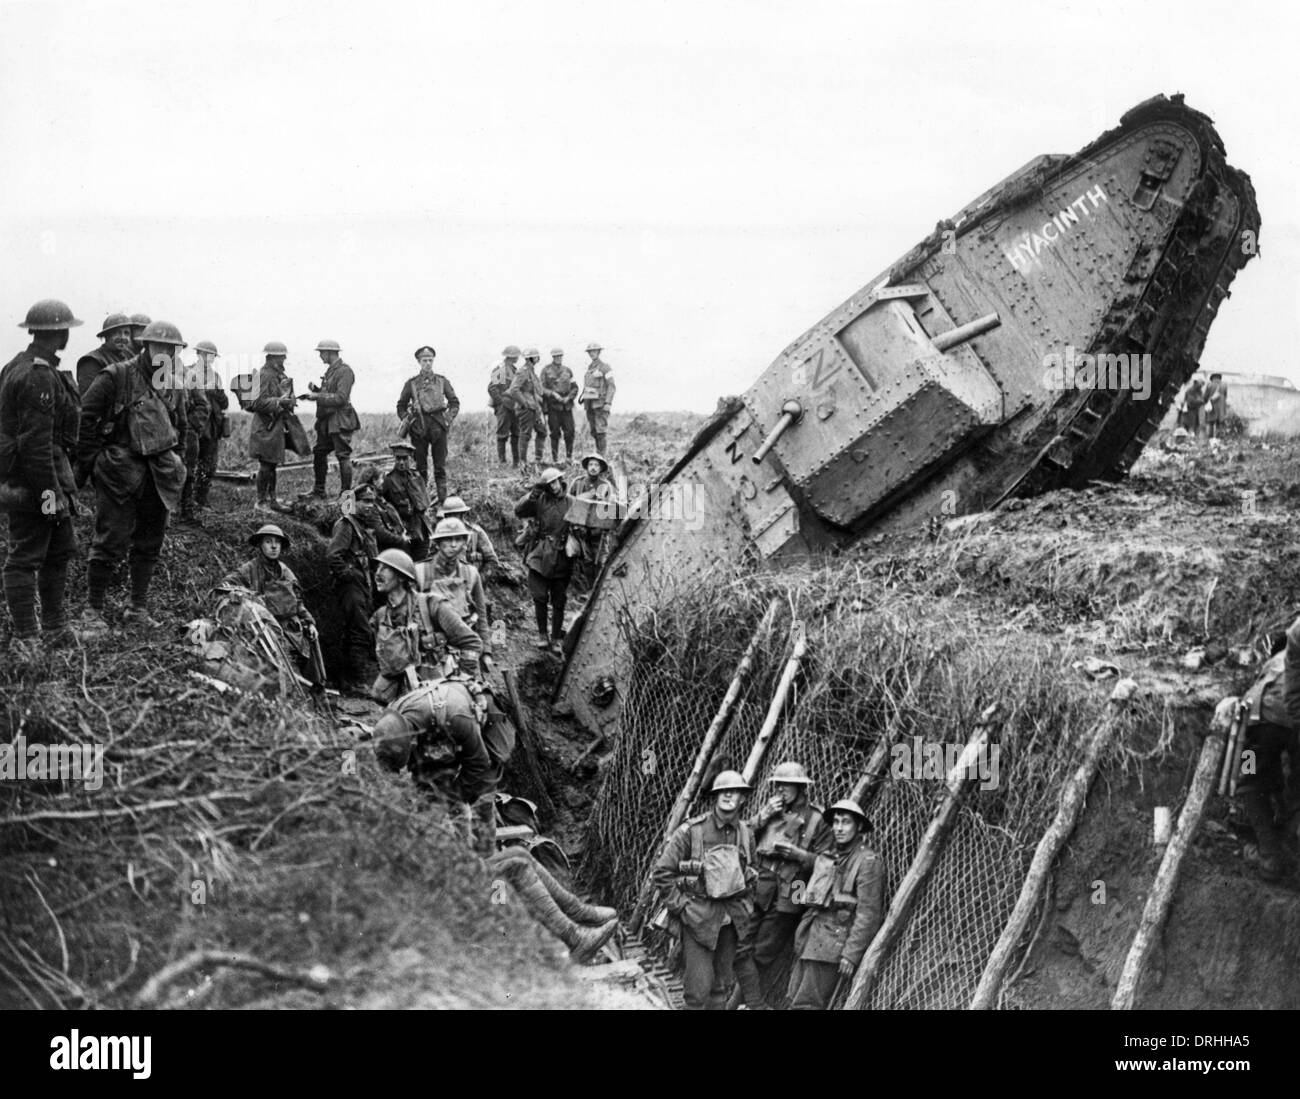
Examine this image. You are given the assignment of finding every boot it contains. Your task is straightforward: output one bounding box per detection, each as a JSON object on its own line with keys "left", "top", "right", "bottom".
{"left": 122, "top": 605, "right": 162, "bottom": 630}
{"left": 497, "top": 439, "right": 508, "bottom": 464}
{"left": 530, "top": 858, "right": 617, "bottom": 925}
{"left": 37, "top": 564, "right": 69, "bottom": 637}
{"left": 1240, "top": 789, "right": 1282, "bottom": 882}
{"left": 311, "top": 451, "right": 330, "bottom": 497}
{"left": 338, "top": 457, "right": 353, "bottom": 493}
{"left": 515, "top": 879, "right": 618, "bottom": 963}
{"left": 128, "top": 558, "right": 156, "bottom": 611}
{"left": 433, "top": 473, "right": 447, "bottom": 506}
{"left": 2, "top": 570, "right": 38, "bottom": 638}
{"left": 509, "top": 436, "right": 519, "bottom": 467}
{"left": 73, "top": 608, "right": 110, "bottom": 641}
{"left": 86, "top": 559, "right": 113, "bottom": 617}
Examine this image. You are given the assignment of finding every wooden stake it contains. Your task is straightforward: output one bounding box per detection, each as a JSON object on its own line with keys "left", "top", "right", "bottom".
{"left": 741, "top": 621, "right": 807, "bottom": 783}
{"left": 628, "top": 598, "right": 782, "bottom": 933}
{"left": 842, "top": 703, "right": 1001, "bottom": 1011}
{"left": 1111, "top": 729, "right": 1225, "bottom": 1010}
{"left": 969, "top": 712, "right": 1118, "bottom": 1009}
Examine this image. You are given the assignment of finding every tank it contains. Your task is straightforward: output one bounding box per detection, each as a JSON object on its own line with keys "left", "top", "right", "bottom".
{"left": 557, "top": 93, "right": 1260, "bottom": 735}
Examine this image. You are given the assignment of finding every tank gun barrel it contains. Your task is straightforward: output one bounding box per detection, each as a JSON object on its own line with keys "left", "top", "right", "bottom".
{"left": 931, "top": 312, "right": 1001, "bottom": 352}
{"left": 751, "top": 400, "right": 804, "bottom": 465}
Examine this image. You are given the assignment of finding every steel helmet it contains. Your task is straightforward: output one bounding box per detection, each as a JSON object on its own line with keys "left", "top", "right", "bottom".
{"left": 129, "top": 313, "right": 152, "bottom": 328}
{"left": 586, "top": 341, "right": 603, "bottom": 352}
{"left": 589, "top": 675, "right": 617, "bottom": 708}
{"left": 249, "top": 523, "right": 290, "bottom": 551}
{"left": 389, "top": 440, "right": 416, "bottom": 455}
{"left": 710, "top": 770, "right": 752, "bottom": 795}
{"left": 432, "top": 517, "right": 470, "bottom": 541}
{"left": 827, "top": 798, "right": 871, "bottom": 829}
{"left": 373, "top": 548, "right": 417, "bottom": 582}
{"left": 502, "top": 345, "right": 522, "bottom": 358}
{"left": 579, "top": 451, "right": 608, "bottom": 473}
{"left": 523, "top": 347, "right": 540, "bottom": 360}
{"left": 139, "top": 320, "right": 186, "bottom": 348}
{"left": 768, "top": 761, "right": 813, "bottom": 786}
{"left": 97, "top": 313, "right": 133, "bottom": 338}
{"left": 263, "top": 340, "right": 287, "bottom": 357}
{"left": 550, "top": 347, "right": 564, "bottom": 357}
{"left": 439, "top": 495, "right": 470, "bottom": 516}
{"left": 19, "top": 299, "right": 83, "bottom": 331}
{"left": 537, "top": 467, "right": 563, "bottom": 486}
{"left": 315, "top": 339, "right": 340, "bottom": 352}
{"left": 195, "top": 339, "right": 219, "bottom": 356}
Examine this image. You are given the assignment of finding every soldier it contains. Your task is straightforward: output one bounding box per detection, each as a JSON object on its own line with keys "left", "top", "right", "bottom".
{"left": 77, "top": 320, "right": 191, "bottom": 630}
{"left": 178, "top": 355, "right": 213, "bottom": 525}
{"left": 298, "top": 338, "right": 359, "bottom": 498}
{"left": 76, "top": 314, "right": 134, "bottom": 397}
{"left": 581, "top": 340, "right": 616, "bottom": 455}
{"left": 325, "top": 474, "right": 409, "bottom": 694}
{"left": 787, "top": 798, "right": 884, "bottom": 1010}
{"left": 217, "top": 523, "right": 324, "bottom": 687}
{"left": 568, "top": 451, "right": 617, "bottom": 588}
{"left": 489, "top": 846, "right": 619, "bottom": 962}
{"left": 732, "top": 761, "right": 830, "bottom": 1009}
{"left": 488, "top": 345, "right": 521, "bottom": 466}
{"left": 419, "top": 518, "right": 492, "bottom": 667}
{"left": 508, "top": 348, "right": 547, "bottom": 464}
{"left": 514, "top": 466, "right": 574, "bottom": 652}
{"left": 1222, "top": 619, "right": 1300, "bottom": 882}
{"left": 652, "top": 770, "right": 758, "bottom": 1010}
{"left": 373, "top": 676, "right": 500, "bottom": 855}
{"left": 396, "top": 345, "right": 460, "bottom": 503}
{"left": 368, "top": 547, "right": 482, "bottom": 703}
{"left": 382, "top": 440, "right": 432, "bottom": 561}
{"left": 540, "top": 348, "right": 578, "bottom": 462}
{"left": 247, "top": 341, "right": 308, "bottom": 513}
{"left": 1203, "top": 372, "right": 1228, "bottom": 440}
{"left": 437, "top": 495, "right": 500, "bottom": 579}
{"left": 189, "top": 340, "right": 229, "bottom": 512}
{"left": 127, "top": 313, "right": 152, "bottom": 354}
{"left": 0, "top": 300, "right": 84, "bottom": 652}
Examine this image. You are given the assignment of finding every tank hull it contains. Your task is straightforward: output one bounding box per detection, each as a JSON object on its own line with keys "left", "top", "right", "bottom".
{"left": 557, "top": 95, "right": 1259, "bottom": 736}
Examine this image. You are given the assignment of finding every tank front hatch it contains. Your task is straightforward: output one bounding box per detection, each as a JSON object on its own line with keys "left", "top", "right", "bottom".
{"left": 742, "top": 286, "right": 1004, "bottom": 529}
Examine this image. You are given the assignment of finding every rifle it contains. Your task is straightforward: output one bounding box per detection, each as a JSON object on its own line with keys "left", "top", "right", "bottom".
{"left": 304, "top": 621, "right": 328, "bottom": 687}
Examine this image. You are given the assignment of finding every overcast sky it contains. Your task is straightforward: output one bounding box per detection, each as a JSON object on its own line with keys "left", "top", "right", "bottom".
{"left": 2, "top": 0, "right": 1296, "bottom": 412}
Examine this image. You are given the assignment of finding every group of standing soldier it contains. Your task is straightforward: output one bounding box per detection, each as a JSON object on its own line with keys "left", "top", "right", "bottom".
{"left": 652, "top": 762, "right": 885, "bottom": 1010}
{"left": 1, "top": 300, "right": 230, "bottom": 653}
{"left": 489, "top": 343, "right": 615, "bottom": 466}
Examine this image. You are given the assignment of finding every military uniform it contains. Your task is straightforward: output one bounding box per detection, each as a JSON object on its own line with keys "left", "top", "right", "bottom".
{"left": 377, "top": 679, "right": 497, "bottom": 806}
{"left": 788, "top": 835, "right": 884, "bottom": 1010}
{"left": 247, "top": 360, "right": 308, "bottom": 507}
{"left": 312, "top": 357, "right": 361, "bottom": 493}
{"left": 396, "top": 368, "right": 460, "bottom": 501}
{"left": 367, "top": 588, "right": 482, "bottom": 703}
{"left": 382, "top": 464, "right": 432, "bottom": 561}
{"left": 77, "top": 351, "right": 190, "bottom": 617}
{"left": 540, "top": 360, "right": 578, "bottom": 461}
{"left": 1232, "top": 618, "right": 1300, "bottom": 880}
{"left": 508, "top": 361, "right": 548, "bottom": 462}
{"left": 488, "top": 359, "right": 519, "bottom": 465}
{"left": 652, "top": 807, "right": 757, "bottom": 1009}
{"left": 581, "top": 357, "right": 616, "bottom": 454}
{"left": 734, "top": 793, "right": 830, "bottom": 1007}
{"left": 219, "top": 553, "right": 321, "bottom": 684}
{"left": 418, "top": 552, "right": 490, "bottom": 657}
{"left": 190, "top": 363, "right": 228, "bottom": 510}
{"left": 0, "top": 344, "right": 79, "bottom": 638}
{"left": 326, "top": 504, "right": 407, "bottom": 690}
{"left": 464, "top": 521, "right": 499, "bottom": 576}
{"left": 75, "top": 343, "right": 130, "bottom": 399}
{"left": 514, "top": 483, "right": 574, "bottom": 644}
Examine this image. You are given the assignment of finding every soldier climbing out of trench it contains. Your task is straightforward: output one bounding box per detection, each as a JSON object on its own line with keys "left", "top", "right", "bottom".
{"left": 1222, "top": 616, "right": 1300, "bottom": 882}
{"left": 730, "top": 761, "right": 830, "bottom": 1009}
{"left": 786, "top": 797, "right": 884, "bottom": 1010}
{"left": 652, "top": 770, "right": 758, "bottom": 1010}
